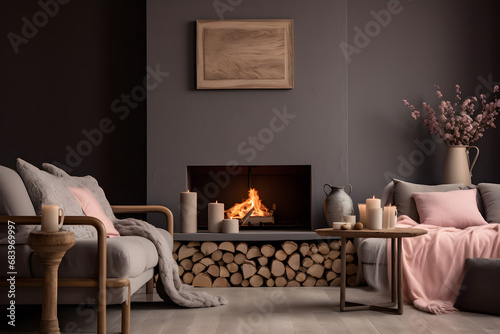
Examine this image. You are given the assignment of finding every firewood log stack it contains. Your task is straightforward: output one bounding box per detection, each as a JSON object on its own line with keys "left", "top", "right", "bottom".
{"left": 172, "top": 240, "right": 358, "bottom": 287}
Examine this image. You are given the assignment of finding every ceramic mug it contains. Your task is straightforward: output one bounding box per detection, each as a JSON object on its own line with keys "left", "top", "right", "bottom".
{"left": 41, "top": 204, "right": 64, "bottom": 232}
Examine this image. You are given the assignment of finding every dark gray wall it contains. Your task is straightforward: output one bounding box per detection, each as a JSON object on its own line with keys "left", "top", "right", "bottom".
{"left": 148, "top": 0, "right": 500, "bottom": 230}
{"left": 348, "top": 0, "right": 500, "bottom": 206}
{"left": 147, "top": 0, "right": 348, "bottom": 231}
{"left": 0, "top": 0, "right": 147, "bottom": 205}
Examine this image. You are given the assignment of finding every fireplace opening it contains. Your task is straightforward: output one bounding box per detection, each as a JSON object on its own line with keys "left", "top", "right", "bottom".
{"left": 188, "top": 165, "right": 311, "bottom": 230}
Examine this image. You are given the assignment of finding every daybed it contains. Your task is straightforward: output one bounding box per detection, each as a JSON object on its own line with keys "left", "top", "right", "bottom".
{"left": 357, "top": 179, "right": 500, "bottom": 315}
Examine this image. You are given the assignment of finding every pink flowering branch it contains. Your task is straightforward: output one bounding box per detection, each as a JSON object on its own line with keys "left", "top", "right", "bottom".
{"left": 403, "top": 84, "right": 499, "bottom": 145}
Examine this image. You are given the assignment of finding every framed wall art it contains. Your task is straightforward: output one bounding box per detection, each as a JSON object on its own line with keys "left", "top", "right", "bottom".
{"left": 196, "top": 19, "right": 294, "bottom": 89}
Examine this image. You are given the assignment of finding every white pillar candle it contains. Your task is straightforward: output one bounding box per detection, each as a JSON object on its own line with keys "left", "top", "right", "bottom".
{"left": 367, "top": 207, "right": 383, "bottom": 230}
{"left": 208, "top": 201, "right": 224, "bottom": 233}
{"left": 41, "top": 204, "right": 64, "bottom": 232}
{"left": 384, "top": 205, "right": 398, "bottom": 229}
{"left": 358, "top": 204, "right": 367, "bottom": 225}
{"left": 180, "top": 191, "right": 197, "bottom": 233}
{"left": 365, "top": 196, "right": 381, "bottom": 224}
{"left": 222, "top": 219, "right": 239, "bottom": 233}
{"left": 383, "top": 206, "right": 390, "bottom": 229}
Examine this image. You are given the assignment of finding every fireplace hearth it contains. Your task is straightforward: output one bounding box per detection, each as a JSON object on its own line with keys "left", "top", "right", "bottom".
{"left": 188, "top": 165, "right": 311, "bottom": 230}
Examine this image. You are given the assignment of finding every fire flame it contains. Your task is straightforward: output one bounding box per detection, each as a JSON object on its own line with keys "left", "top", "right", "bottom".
{"left": 225, "top": 188, "right": 272, "bottom": 219}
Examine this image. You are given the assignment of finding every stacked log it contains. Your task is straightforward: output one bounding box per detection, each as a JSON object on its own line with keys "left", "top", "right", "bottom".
{"left": 172, "top": 240, "right": 358, "bottom": 287}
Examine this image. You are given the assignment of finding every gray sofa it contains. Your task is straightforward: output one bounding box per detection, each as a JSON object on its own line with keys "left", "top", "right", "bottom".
{"left": 0, "top": 165, "right": 174, "bottom": 334}
{"left": 356, "top": 179, "right": 499, "bottom": 290}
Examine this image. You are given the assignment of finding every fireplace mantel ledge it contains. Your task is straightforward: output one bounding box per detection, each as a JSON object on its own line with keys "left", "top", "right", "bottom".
{"left": 174, "top": 231, "right": 339, "bottom": 242}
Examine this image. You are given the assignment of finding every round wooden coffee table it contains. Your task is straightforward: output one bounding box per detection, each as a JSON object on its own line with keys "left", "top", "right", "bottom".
{"left": 315, "top": 227, "right": 427, "bottom": 315}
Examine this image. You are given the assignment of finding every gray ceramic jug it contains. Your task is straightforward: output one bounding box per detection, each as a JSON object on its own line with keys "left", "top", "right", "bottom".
{"left": 323, "top": 184, "right": 353, "bottom": 227}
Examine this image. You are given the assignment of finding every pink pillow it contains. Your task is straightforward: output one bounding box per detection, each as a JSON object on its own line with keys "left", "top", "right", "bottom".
{"left": 412, "top": 189, "right": 487, "bottom": 228}
{"left": 68, "top": 187, "right": 120, "bottom": 238}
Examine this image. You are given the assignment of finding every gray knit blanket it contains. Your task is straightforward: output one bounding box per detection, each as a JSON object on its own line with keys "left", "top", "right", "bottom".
{"left": 114, "top": 218, "right": 227, "bottom": 308}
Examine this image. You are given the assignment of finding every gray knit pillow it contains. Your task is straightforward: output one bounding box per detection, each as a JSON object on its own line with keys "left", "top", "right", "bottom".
{"left": 42, "top": 163, "right": 116, "bottom": 222}
{"left": 16, "top": 159, "right": 97, "bottom": 239}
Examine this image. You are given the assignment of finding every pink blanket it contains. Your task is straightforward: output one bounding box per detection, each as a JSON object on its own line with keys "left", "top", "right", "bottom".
{"left": 393, "top": 215, "right": 500, "bottom": 314}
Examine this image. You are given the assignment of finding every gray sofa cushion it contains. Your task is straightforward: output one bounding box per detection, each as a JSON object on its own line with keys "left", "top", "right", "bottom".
{"left": 393, "top": 179, "right": 463, "bottom": 222}
{"left": 31, "top": 234, "right": 162, "bottom": 278}
{"left": 478, "top": 183, "right": 500, "bottom": 224}
{"left": 16, "top": 159, "right": 96, "bottom": 239}
{"left": 356, "top": 238, "right": 388, "bottom": 291}
{"left": 42, "top": 163, "right": 117, "bottom": 222}
{"left": 357, "top": 238, "right": 388, "bottom": 265}
{"left": 0, "top": 166, "right": 37, "bottom": 243}
{"left": 454, "top": 258, "right": 500, "bottom": 315}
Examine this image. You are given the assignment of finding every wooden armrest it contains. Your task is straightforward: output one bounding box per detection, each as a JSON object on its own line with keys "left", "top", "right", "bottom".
{"left": 110, "top": 205, "right": 174, "bottom": 237}
{"left": 0, "top": 215, "right": 108, "bottom": 325}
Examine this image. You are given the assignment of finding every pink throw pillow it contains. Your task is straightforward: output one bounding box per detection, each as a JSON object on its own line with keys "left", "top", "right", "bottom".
{"left": 68, "top": 187, "right": 120, "bottom": 238}
{"left": 412, "top": 189, "right": 487, "bottom": 228}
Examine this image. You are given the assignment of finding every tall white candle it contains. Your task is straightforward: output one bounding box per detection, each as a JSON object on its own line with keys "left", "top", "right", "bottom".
{"left": 222, "top": 219, "right": 239, "bottom": 233}
{"left": 358, "top": 204, "right": 367, "bottom": 225}
{"left": 384, "top": 205, "right": 398, "bottom": 229}
{"left": 180, "top": 191, "right": 197, "bottom": 233}
{"left": 367, "top": 207, "right": 383, "bottom": 230}
{"left": 208, "top": 201, "right": 224, "bottom": 233}
{"left": 41, "top": 204, "right": 63, "bottom": 232}
{"left": 366, "top": 196, "right": 381, "bottom": 224}
{"left": 383, "top": 206, "right": 390, "bottom": 229}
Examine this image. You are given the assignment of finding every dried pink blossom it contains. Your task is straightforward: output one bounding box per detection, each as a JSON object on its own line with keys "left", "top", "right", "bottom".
{"left": 403, "top": 83, "right": 500, "bottom": 145}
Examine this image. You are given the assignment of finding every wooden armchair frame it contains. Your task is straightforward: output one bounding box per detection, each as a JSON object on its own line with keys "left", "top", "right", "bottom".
{"left": 0, "top": 205, "right": 173, "bottom": 334}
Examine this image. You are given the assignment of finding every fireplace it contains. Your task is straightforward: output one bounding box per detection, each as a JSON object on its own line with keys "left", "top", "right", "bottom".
{"left": 187, "top": 165, "right": 311, "bottom": 230}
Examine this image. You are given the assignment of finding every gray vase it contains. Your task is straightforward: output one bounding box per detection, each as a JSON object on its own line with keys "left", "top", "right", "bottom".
{"left": 323, "top": 184, "right": 353, "bottom": 227}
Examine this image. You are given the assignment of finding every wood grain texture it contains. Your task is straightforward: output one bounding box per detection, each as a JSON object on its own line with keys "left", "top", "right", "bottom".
{"left": 5, "top": 286, "right": 500, "bottom": 334}
{"left": 197, "top": 20, "right": 293, "bottom": 89}
{"left": 315, "top": 227, "right": 428, "bottom": 239}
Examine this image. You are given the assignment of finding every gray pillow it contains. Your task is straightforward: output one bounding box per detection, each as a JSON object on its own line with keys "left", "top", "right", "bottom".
{"left": 0, "top": 166, "right": 37, "bottom": 244}
{"left": 478, "top": 183, "right": 500, "bottom": 224}
{"left": 454, "top": 258, "right": 500, "bottom": 315}
{"left": 393, "top": 179, "right": 463, "bottom": 222}
{"left": 16, "top": 159, "right": 97, "bottom": 239}
{"left": 42, "top": 163, "right": 116, "bottom": 222}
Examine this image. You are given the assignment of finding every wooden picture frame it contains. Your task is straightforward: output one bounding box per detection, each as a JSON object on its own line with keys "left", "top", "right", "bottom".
{"left": 196, "top": 19, "right": 294, "bottom": 89}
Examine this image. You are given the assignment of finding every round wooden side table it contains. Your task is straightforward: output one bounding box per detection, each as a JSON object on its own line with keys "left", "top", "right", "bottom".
{"left": 28, "top": 231, "right": 75, "bottom": 334}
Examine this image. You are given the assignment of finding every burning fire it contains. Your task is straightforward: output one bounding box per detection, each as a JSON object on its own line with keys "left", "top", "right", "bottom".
{"left": 225, "top": 188, "right": 272, "bottom": 219}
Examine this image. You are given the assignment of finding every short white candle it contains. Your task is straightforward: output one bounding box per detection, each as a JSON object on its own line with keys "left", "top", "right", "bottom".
{"left": 344, "top": 215, "right": 356, "bottom": 224}
{"left": 366, "top": 196, "right": 381, "bottom": 224}
{"left": 41, "top": 204, "right": 63, "bottom": 232}
{"left": 367, "top": 207, "right": 383, "bottom": 230}
{"left": 358, "top": 204, "right": 367, "bottom": 225}
{"left": 208, "top": 201, "right": 224, "bottom": 233}
{"left": 180, "top": 191, "right": 197, "bottom": 233}
{"left": 222, "top": 219, "right": 239, "bottom": 233}
{"left": 383, "top": 205, "right": 398, "bottom": 229}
